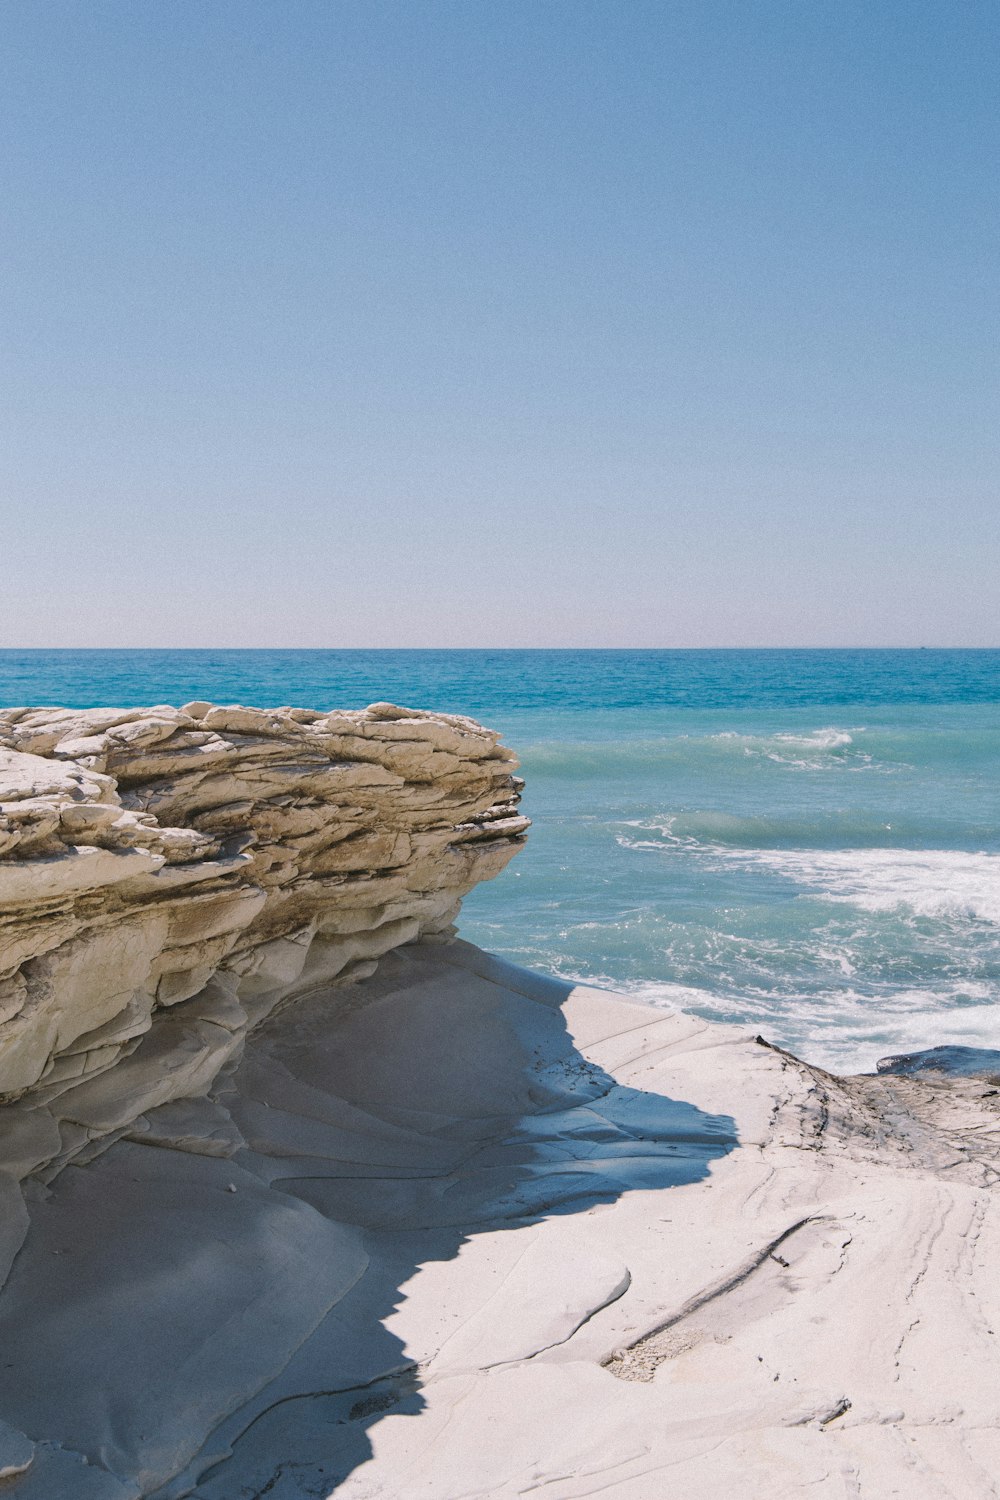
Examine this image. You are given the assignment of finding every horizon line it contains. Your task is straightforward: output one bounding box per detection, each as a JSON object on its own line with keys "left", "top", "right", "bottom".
{"left": 0, "top": 645, "right": 998, "bottom": 654}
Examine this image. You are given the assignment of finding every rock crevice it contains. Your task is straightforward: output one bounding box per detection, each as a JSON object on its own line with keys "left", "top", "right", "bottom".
{"left": 0, "top": 702, "right": 527, "bottom": 1176}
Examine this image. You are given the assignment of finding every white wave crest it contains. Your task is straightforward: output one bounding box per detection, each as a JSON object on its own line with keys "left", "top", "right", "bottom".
{"left": 710, "top": 726, "right": 865, "bottom": 770}
{"left": 733, "top": 847, "right": 1000, "bottom": 926}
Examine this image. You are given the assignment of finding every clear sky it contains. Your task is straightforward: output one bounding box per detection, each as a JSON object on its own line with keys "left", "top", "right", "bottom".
{"left": 3, "top": 0, "right": 998, "bottom": 647}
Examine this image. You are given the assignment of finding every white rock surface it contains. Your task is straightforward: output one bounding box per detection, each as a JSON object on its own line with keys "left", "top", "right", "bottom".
{"left": 0, "top": 706, "right": 997, "bottom": 1498}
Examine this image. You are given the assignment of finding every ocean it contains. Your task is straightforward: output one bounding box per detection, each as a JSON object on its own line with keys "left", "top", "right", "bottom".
{"left": 2, "top": 648, "right": 998, "bottom": 1074}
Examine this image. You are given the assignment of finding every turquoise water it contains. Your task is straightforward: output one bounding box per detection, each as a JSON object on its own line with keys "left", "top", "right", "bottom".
{"left": 2, "top": 649, "right": 999, "bottom": 1072}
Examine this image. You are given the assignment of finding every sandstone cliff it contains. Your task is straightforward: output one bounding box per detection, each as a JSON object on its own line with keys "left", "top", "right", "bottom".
{"left": 0, "top": 701, "right": 527, "bottom": 1189}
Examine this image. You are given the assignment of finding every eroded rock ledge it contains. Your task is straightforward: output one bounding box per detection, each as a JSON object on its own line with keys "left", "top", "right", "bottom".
{"left": 0, "top": 701, "right": 527, "bottom": 1184}
{"left": 2, "top": 707, "right": 998, "bottom": 1500}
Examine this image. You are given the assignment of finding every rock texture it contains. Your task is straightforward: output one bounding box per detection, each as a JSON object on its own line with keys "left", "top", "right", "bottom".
{"left": 1, "top": 936, "right": 998, "bottom": 1500}
{"left": 1, "top": 706, "right": 997, "bottom": 1500}
{"left": 0, "top": 702, "right": 526, "bottom": 1180}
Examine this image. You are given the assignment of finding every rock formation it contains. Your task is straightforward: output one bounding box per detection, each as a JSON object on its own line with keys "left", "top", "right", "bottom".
{"left": 0, "top": 705, "right": 997, "bottom": 1500}
{"left": 0, "top": 701, "right": 526, "bottom": 1185}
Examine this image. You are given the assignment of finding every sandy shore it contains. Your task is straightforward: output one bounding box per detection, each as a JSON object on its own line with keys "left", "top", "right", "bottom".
{"left": 1, "top": 937, "right": 999, "bottom": 1497}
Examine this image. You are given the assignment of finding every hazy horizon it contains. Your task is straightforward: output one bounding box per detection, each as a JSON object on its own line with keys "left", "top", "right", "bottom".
{"left": 2, "top": 645, "right": 998, "bottom": 655}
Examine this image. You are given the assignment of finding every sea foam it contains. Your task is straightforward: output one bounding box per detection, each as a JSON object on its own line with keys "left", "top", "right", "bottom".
{"left": 728, "top": 846, "right": 1000, "bottom": 927}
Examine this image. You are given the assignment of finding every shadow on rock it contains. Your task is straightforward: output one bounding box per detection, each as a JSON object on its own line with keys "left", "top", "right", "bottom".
{"left": 186, "top": 943, "right": 736, "bottom": 1498}
{"left": 0, "top": 943, "right": 737, "bottom": 1499}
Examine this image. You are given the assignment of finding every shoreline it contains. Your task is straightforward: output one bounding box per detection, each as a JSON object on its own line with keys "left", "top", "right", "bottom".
{"left": 0, "top": 702, "right": 996, "bottom": 1497}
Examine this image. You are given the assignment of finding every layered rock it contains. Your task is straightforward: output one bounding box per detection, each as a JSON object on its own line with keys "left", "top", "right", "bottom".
{"left": 2, "top": 706, "right": 996, "bottom": 1500}
{"left": 0, "top": 702, "right": 527, "bottom": 1182}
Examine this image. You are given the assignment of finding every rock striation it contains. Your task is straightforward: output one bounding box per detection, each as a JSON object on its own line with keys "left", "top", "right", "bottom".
{"left": 0, "top": 701, "right": 526, "bottom": 1185}
{"left": 1, "top": 706, "right": 998, "bottom": 1500}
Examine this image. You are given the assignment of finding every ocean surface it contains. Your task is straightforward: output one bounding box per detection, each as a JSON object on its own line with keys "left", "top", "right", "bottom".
{"left": 2, "top": 649, "right": 998, "bottom": 1073}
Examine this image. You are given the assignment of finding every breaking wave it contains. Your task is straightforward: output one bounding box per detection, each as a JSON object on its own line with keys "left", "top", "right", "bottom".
{"left": 461, "top": 689, "right": 1000, "bottom": 1074}
{"left": 731, "top": 846, "right": 1000, "bottom": 927}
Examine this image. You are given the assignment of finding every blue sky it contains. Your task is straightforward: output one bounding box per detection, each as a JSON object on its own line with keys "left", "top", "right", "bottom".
{"left": 3, "top": 0, "right": 998, "bottom": 646}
